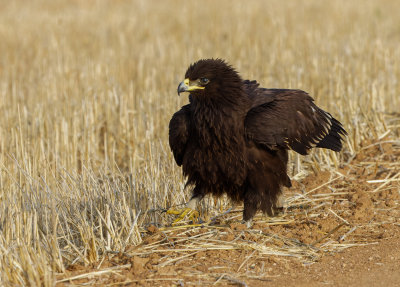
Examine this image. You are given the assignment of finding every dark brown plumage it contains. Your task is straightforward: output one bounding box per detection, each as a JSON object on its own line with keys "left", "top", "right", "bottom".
{"left": 169, "top": 59, "right": 347, "bottom": 224}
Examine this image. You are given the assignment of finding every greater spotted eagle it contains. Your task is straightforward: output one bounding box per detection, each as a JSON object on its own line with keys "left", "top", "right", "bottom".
{"left": 169, "top": 59, "right": 346, "bottom": 225}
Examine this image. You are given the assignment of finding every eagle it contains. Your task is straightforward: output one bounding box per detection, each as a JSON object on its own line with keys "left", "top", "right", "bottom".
{"left": 168, "top": 59, "right": 346, "bottom": 226}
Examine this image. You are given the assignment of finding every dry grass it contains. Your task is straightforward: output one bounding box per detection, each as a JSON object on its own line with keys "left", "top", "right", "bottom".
{"left": 0, "top": 0, "right": 399, "bottom": 285}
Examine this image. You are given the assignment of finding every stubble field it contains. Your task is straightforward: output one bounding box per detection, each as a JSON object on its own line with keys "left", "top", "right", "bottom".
{"left": 0, "top": 0, "right": 399, "bottom": 286}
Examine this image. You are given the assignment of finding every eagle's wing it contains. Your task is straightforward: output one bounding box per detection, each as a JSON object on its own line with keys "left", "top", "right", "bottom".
{"left": 244, "top": 83, "right": 346, "bottom": 155}
{"left": 169, "top": 104, "right": 191, "bottom": 166}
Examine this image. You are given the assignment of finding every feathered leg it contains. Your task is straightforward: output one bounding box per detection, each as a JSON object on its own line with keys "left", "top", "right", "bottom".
{"left": 243, "top": 189, "right": 259, "bottom": 227}
{"left": 274, "top": 192, "right": 286, "bottom": 214}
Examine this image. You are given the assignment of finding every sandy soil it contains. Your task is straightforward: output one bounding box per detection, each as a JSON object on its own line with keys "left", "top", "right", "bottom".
{"left": 58, "top": 140, "right": 400, "bottom": 286}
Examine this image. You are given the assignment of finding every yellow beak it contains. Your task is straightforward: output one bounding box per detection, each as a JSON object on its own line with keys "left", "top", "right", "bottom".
{"left": 177, "top": 78, "right": 205, "bottom": 95}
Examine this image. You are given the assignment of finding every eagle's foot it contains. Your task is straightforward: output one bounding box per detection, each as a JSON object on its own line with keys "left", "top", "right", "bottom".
{"left": 167, "top": 208, "right": 200, "bottom": 226}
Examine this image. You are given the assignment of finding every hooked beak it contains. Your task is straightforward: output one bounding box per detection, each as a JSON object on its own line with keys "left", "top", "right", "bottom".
{"left": 177, "top": 78, "right": 205, "bottom": 96}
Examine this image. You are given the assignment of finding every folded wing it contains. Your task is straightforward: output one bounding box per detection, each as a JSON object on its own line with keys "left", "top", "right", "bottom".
{"left": 169, "top": 104, "right": 191, "bottom": 166}
{"left": 244, "top": 85, "right": 347, "bottom": 155}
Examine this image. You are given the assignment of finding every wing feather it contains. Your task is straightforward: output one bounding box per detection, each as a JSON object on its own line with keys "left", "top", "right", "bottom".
{"left": 244, "top": 84, "right": 346, "bottom": 155}
{"left": 169, "top": 104, "right": 191, "bottom": 166}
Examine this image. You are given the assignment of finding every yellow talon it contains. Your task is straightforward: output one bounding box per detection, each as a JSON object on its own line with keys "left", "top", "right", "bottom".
{"left": 167, "top": 207, "right": 200, "bottom": 226}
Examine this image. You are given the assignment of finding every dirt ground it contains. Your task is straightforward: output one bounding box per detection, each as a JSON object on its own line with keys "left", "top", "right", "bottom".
{"left": 57, "top": 140, "right": 400, "bottom": 286}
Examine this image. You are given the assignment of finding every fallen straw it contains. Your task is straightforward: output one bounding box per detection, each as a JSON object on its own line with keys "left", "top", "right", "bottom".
{"left": 370, "top": 171, "right": 400, "bottom": 193}
{"left": 311, "top": 222, "right": 347, "bottom": 246}
{"left": 57, "top": 264, "right": 131, "bottom": 283}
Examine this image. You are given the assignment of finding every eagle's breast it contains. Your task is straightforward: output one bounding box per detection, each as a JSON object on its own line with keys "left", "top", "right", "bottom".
{"left": 183, "top": 103, "right": 248, "bottom": 187}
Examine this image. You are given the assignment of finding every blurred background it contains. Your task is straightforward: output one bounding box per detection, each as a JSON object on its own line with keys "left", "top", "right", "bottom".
{"left": 0, "top": 0, "right": 399, "bottom": 285}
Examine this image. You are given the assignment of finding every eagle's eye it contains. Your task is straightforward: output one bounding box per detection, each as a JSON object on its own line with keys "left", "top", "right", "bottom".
{"left": 199, "top": 77, "right": 209, "bottom": 85}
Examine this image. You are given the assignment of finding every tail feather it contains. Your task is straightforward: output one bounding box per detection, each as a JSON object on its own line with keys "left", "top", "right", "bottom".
{"left": 316, "top": 118, "right": 347, "bottom": 152}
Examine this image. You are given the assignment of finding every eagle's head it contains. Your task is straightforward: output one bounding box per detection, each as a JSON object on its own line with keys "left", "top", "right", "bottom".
{"left": 177, "top": 59, "right": 243, "bottom": 99}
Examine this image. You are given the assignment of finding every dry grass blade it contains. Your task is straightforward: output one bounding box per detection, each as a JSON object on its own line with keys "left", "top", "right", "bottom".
{"left": 158, "top": 251, "right": 200, "bottom": 267}
{"left": 214, "top": 274, "right": 248, "bottom": 287}
{"left": 311, "top": 223, "right": 347, "bottom": 246}
{"left": 370, "top": 172, "right": 400, "bottom": 193}
{"left": 56, "top": 264, "right": 131, "bottom": 283}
